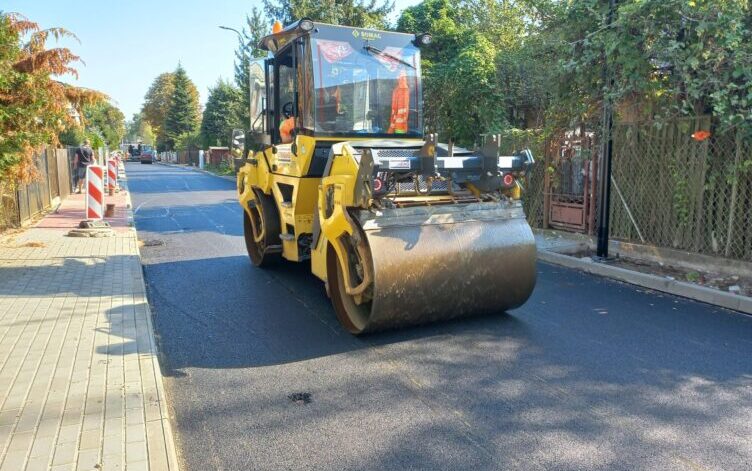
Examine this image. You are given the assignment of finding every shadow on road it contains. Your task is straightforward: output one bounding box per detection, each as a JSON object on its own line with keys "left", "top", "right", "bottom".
{"left": 140, "top": 254, "right": 528, "bottom": 374}
{"left": 125, "top": 161, "right": 752, "bottom": 469}
{"left": 149, "top": 259, "right": 752, "bottom": 470}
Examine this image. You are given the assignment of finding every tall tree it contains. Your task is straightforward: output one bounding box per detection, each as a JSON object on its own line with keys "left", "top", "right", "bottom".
{"left": 263, "top": 0, "right": 393, "bottom": 28}
{"left": 397, "top": 0, "right": 538, "bottom": 144}
{"left": 174, "top": 130, "right": 202, "bottom": 151}
{"left": 163, "top": 64, "right": 200, "bottom": 150}
{"left": 58, "top": 125, "right": 86, "bottom": 147}
{"left": 235, "top": 7, "right": 269, "bottom": 129}
{"left": 142, "top": 71, "right": 200, "bottom": 150}
{"left": 83, "top": 101, "right": 125, "bottom": 148}
{"left": 125, "top": 113, "right": 155, "bottom": 145}
{"left": 141, "top": 72, "right": 174, "bottom": 149}
{"left": 539, "top": 0, "right": 752, "bottom": 133}
{"left": 201, "top": 80, "right": 242, "bottom": 147}
{"left": 0, "top": 12, "right": 103, "bottom": 181}
{"left": 429, "top": 33, "right": 507, "bottom": 145}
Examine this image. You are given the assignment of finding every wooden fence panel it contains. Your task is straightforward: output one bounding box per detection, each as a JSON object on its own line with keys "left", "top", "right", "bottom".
{"left": 46, "top": 149, "right": 60, "bottom": 200}
{"left": 56, "top": 148, "right": 72, "bottom": 199}
{"left": 16, "top": 186, "right": 30, "bottom": 224}
{"left": 0, "top": 179, "right": 20, "bottom": 228}
{"left": 1, "top": 147, "right": 71, "bottom": 229}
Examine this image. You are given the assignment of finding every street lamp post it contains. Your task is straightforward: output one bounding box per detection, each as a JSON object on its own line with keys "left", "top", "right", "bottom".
{"left": 596, "top": 0, "right": 618, "bottom": 258}
{"left": 218, "top": 25, "right": 254, "bottom": 157}
{"left": 218, "top": 25, "right": 247, "bottom": 45}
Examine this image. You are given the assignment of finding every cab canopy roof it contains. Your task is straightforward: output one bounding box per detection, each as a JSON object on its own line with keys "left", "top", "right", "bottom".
{"left": 258, "top": 20, "right": 416, "bottom": 55}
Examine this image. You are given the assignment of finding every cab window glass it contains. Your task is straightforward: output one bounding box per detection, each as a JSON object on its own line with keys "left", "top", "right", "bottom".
{"left": 310, "top": 33, "right": 422, "bottom": 136}
{"left": 249, "top": 59, "right": 265, "bottom": 133}
{"left": 277, "top": 51, "right": 295, "bottom": 123}
{"left": 298, "top": 39, "right": 314, "bottom": 131}
{"left": 276, "top": 48, "right": 295, "bottom": 144}
{"left": 267, "top": 61, "right": 275, "bottom": 135}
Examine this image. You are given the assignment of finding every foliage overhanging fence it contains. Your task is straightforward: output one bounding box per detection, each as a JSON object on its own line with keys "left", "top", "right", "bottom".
{"left": 0, "top": 148, "right": 74, "bottom": 230}
{"left": 524, "top": 115, "right": 752, "bottom": 262}
{"left": 608, "top": 117, "right": 751, "bottom": 262}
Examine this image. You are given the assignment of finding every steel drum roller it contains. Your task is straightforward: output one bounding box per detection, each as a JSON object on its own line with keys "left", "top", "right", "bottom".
{"left": 330, "top": 201, "right": 537, "bottom": 333}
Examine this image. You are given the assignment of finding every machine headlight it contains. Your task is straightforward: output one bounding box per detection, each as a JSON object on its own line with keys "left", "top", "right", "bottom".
{"left": 300, "top": 18, "right": 314, "bottom": 32}
{"left": 415, "top": 33, "right": 432, "bottom": 46}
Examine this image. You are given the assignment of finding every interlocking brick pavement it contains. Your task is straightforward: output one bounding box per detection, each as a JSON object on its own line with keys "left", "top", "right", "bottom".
{"left": 0, "top": 175, "right": 178, "bottom": 471}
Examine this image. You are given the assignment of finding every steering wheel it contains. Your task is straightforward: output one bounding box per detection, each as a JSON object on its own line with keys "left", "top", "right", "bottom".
{"left": 282, "top": 101, "right": 294, "bottom": 118}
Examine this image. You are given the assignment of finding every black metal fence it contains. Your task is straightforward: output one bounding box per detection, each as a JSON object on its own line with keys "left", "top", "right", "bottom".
{"left": 498, "top": 129, "right": 547, "bottom": 229}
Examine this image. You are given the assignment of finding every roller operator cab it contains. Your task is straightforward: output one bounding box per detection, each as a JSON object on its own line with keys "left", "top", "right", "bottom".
{"left": 237, "top": 20, "right": 538, "bottom": 334}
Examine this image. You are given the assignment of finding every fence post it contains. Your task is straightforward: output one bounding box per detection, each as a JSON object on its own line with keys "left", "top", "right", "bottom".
{"left": 588, "top": 134, "right": 598, "bottom": 235}
{"left": 725, "top": 132, "right": 742, "bottom": 257}
{"left": 542, "top": 138, "right": 551, "bottom": 229}
{"left": 692, "top": 117, "right": 710, "bottom": 252}
{"left": 15, "top": 186, "right": 23, "bottom": 226}
{"left": 45, "top": 148, "right": 53, "bottom": 204}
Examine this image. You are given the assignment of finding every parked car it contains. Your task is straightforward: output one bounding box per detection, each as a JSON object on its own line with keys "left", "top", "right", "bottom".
{"left": 139, "top": 146, "right": 155, "bottom": 164}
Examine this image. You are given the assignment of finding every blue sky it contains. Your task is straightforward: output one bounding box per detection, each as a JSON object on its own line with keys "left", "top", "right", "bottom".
{"left": 4, "top": 0, "right": 420, "bottom": 121}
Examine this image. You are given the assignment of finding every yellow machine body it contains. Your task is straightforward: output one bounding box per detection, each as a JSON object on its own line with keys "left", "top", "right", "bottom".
{"left": 237, "top": 20, "right": 537, "bottom": 334}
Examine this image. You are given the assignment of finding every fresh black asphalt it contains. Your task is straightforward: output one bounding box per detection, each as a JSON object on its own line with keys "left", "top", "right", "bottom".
{"left": 127, "top": 162, "right": 752, "bottom": 471}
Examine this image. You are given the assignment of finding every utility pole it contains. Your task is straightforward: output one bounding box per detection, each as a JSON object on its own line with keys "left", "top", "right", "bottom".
{"left": 596, "top": 0, "right": 617, "bottom": 258}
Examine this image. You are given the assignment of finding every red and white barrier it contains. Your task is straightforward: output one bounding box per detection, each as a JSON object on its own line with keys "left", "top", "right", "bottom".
{"left": 86, "top": 165, "right": 105, "bottom": 220}
{"left": 107, "top": 159, "right": 118, "bottom": 191}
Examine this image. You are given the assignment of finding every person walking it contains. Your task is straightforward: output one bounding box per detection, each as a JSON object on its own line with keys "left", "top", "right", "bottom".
{"left": 73, "top": 139, "right": 94, "bottom": 193}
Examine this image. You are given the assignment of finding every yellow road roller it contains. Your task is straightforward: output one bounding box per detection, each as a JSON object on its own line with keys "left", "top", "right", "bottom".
{"left": 236, "top": 19, "right": 537, "bottom": 334}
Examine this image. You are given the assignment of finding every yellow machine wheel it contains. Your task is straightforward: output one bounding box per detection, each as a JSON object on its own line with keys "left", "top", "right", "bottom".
{"left": 243, "top": 191, "right": 281, "bottom": 267}
{"left": 327, "top": 244, "right": 371, "bottom": 335}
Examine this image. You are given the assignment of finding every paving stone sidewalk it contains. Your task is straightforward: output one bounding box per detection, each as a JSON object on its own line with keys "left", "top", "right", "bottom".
{"left": 0, "top": 182, "right": 179, "bottom": 470}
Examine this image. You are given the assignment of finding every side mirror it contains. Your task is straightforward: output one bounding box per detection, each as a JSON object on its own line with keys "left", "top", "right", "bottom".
{"left": 519, "top": 149, "right": 535, "bottom": 166}
{"left": 249, "top": 132, "right": 272, "bottom": 152}
{"left": 519, "top": 149, "right": 535, "bottom": 174}
{"left": 230, "top": 129, "right": 245, "bottom": 157}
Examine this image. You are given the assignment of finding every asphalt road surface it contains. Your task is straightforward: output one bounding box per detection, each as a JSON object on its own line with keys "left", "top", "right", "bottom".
{"left": 127, "top": 162, "right": 752, "bottom": 471}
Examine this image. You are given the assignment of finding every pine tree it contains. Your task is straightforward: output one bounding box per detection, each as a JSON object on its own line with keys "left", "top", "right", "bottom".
{"left": 263, "top": 0, "right": 393, "bottom": 29}
{"left": 163, "top": 64, "right": 200, "bottom": 150}
{"left": 201, "top": 80, "right": 242, "bottom": 147}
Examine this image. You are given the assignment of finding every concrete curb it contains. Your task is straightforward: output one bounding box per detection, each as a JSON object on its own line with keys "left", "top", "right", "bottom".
{"left": 121, "top": 167, "right": 182, "bottom": 471}
{"left": 538, "top": 250, "right": 752, "bottom": 315}
{"left": 534, "top": 227, "right": 752, "bottom": 278}
{"left": 120, "top": 178, "right": 135, "bottom": 228}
